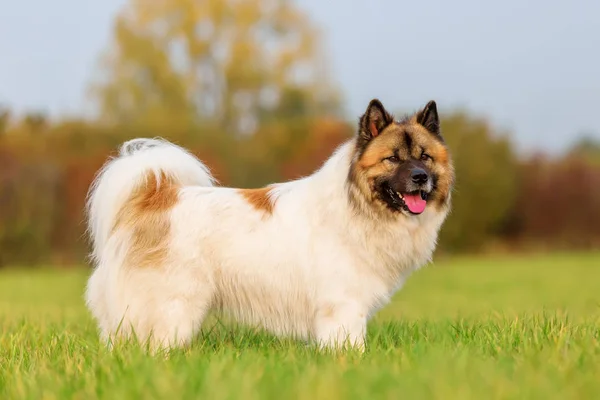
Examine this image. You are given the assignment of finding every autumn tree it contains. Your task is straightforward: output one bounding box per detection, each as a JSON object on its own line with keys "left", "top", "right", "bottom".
{"left": 0, "top": 106, "right": 10, "bottom": 135}
{"left": 90, "top": 0, "right": 341, "bottom": 134}
{"left": 567, "top": 135, "right": 600, "bottom": 166}
{"left": 437, "top": 112, "right": 519, "bottom": 252}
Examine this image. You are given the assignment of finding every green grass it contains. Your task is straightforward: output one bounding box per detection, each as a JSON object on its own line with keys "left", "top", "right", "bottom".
{"left": 1, "top": 252, "right": 599, "bottom": 399}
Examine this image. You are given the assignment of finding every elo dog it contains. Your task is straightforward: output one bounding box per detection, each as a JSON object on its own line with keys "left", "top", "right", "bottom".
{"left": 85, "top": 99, "right": 454, "bottom": 351}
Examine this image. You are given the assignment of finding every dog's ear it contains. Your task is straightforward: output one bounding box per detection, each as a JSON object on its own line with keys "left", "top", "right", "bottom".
{"left": 416, "top": 100, "right": 440, "bottom": 136}
{"left": 358, "top": 99, "right": 394, "bottom": 145}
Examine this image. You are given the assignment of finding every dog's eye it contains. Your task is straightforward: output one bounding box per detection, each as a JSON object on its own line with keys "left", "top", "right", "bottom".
{"left": 420, "top": 152, "right": 432, "bottom": 162}
{"left": 385, "top": 155, "right": 399, "bottom": 163}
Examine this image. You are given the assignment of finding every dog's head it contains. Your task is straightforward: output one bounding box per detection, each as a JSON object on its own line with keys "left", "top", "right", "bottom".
{"left": 348, "top": 99, "right": 454, "bottom": 216}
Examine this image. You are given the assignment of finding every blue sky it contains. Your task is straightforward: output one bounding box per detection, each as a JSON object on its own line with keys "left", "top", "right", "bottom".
{"left": 1, "top": 0, "right": 598, "bottom": 154}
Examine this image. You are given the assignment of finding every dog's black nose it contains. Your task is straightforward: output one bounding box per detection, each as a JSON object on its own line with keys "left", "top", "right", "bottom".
{"left": 411, "top": 168, "right": 429, "bottom": 184}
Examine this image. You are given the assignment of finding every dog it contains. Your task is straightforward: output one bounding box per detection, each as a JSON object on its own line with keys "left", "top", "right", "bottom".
{"left": 85, "top": 99, "right": 454, "bottom": 351}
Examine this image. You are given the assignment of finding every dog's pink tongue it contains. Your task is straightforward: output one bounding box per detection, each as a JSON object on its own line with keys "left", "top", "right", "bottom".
{"left": 404, "top": 193, "right": 426, "bottom": 214}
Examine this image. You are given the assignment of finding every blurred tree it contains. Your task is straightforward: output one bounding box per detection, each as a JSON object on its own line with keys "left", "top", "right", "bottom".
{"left": 90, "top": 0, "right": 341, "bottom": 134}
{"left": 567, "top": 134, "right": 600, "bottom": 165}
{"left": 23, "top": 112, "right": 48, "bottom": 133}
{"left": 507, "top": 148, "right": 600, "bottom": 250}
{"left": 0, "top": 106, "right": 10, "bottom": 134}
{"left": 0, "top": 157, "right": 60, "bottom": 266}
{"left": 438, "top": 112, "right": 519, "bottom": 252}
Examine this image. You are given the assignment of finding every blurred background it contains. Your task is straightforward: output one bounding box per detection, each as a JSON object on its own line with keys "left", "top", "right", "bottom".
{"left": 0, "top": 0, "right": 599, "bottom": 267}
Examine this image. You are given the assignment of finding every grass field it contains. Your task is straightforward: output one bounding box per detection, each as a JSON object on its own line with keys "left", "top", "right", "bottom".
{"left": 1, "top": 252, "right": 599, "bottom": 399}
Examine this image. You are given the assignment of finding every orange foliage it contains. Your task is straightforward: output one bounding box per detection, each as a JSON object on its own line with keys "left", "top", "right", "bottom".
{"left": 281, "top": 117, "right": 352, "bottom": 179}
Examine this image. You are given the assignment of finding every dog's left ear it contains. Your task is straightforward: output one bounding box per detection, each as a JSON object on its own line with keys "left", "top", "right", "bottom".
{"left": 358, "top": 99, "right": 394, "bottom": 145}
{"left": 416, "top": 100, "right": 440, "bottom": 135}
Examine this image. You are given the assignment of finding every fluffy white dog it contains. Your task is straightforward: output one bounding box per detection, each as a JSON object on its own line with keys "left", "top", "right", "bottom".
{"left": 85, "top": 99, "right": 454, "bottom": 351}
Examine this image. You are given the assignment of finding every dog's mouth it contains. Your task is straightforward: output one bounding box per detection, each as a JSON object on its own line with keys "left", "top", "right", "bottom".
{"left": 381, "top": 182, "right": 428, "bottom": 215}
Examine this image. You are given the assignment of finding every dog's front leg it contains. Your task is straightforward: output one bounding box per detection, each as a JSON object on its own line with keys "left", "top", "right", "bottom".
{"left": 314, "top": 302, "right": 367, "bottom": 352}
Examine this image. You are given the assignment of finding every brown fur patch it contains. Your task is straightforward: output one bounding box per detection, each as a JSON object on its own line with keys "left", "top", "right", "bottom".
{"left": 430, "top": 144, "right": 449, "bottom": 165}
{"left": 350, "top": 118, "right": 454, "bottom": 212}
{"left": 358, "top": 132, "right": 401, "bottom": 170}
{"left": 239, "top": 187, "right": 276, "bottom": 214}
{"left": 114, "top": 171, "right": 179, "bottom": 268}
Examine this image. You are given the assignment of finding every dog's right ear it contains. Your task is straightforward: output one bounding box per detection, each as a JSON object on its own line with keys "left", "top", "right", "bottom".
{"left": 358, "top": 99, "right": 393, "bottom": 146}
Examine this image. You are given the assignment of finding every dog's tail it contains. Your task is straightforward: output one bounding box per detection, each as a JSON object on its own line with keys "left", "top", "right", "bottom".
{"left": 86, "top": 138, "right": 215, "bottom": 263}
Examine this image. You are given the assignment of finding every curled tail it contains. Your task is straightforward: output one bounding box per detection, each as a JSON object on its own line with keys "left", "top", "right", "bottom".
{"left": 86, "top": 138, "right": 215, "bottom": 263}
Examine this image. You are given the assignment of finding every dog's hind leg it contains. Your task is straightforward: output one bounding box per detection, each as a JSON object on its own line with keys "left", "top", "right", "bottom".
{"left": 93, "top": 264, "right": 214, "bottom": 353}
{"left": 134, "top": 270, "right": 214, "bottom": 352}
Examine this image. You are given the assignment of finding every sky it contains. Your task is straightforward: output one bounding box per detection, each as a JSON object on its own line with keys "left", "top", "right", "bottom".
{"left": 0, "top": 0, "right": 598, "bottom": 154}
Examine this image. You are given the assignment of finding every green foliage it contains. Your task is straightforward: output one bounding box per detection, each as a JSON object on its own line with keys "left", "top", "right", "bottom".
{"left": 1, "top": 253, "right": 600, "bottom": 399}
{"left": 439, "top": 112, "right": 519, "bottom": 252}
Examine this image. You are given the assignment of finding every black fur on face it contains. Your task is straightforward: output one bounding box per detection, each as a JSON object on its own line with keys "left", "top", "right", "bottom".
{"left": 348, "top": 99, "right": 454, "bottom": 216}
{"left": 374, "top": 159, "right": 435, "bottom": 214}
